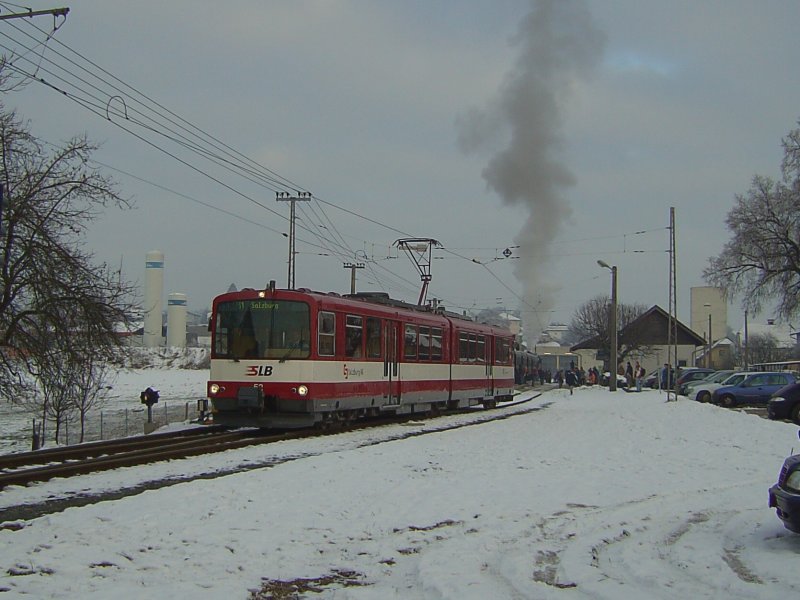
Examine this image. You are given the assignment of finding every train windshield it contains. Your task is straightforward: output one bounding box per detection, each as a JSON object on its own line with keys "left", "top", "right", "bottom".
{"left": 214, "top": 299, "right": 310, "bottom": 360}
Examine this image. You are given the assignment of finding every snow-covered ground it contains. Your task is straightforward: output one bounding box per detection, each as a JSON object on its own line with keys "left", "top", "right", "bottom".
{"left": 0, "top": 365, "right": 210, "bottom": 454}
{"left": 1, "top": 380, "right": 799, "bottom": 599}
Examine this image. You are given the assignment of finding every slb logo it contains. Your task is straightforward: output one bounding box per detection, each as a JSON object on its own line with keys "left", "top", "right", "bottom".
{"left": 246, "top": 365, "right": 273, "bottom": 377}
{"left": 342, "top": 364, "right": 364, "bottom": 379}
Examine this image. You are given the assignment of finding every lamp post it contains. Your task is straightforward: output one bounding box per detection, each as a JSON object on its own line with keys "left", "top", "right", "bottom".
{"left": 597, "top": 260, "right": 618, "bottom": 391}
{"left": 704, "top": 303, "right": 712, "bottom": 369}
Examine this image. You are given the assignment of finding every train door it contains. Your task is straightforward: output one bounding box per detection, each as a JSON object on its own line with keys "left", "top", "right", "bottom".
{"left": 383, "top": 320, "right": 401, "bottom": 405}
{"left": 484, "top": 335, "right": 494, "bottom": 397}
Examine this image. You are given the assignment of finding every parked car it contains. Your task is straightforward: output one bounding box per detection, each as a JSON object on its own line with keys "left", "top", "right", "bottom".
{"left": 768, "top": 381, "right": 800, "bottom": 424}
{"left": 681, "top": 370, "right": 735, "bottom": 398}
{"left": 644, "top": 370, "right": 658, "bottom": 388}
{"left": 675, "top": 368, "right": 715, "bottom": 394}
{"left": 600, "top": 371, "right": 628, "bottom": 388}
{"left": 769, "top": 432, "right": 800, "bottom": 533}
{"left": 711, "top": 371, "right": 797, "bottom": 407}
{"left": 644, "top": 367, "right": 675, "bottom": 389}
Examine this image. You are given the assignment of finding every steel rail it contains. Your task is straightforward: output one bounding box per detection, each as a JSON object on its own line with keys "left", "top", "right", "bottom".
{"left": 0, "top": 391, "right": 543, "bottom": 490}
{"left": 0, "top": 425, "right": 230, "bottom": 470}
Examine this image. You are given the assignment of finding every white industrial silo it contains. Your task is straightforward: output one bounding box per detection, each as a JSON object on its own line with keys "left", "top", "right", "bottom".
{"left": 143, "top": 250, "right": 164, "bottom": 347}
{"left": 167, "top": 292, "right": 187, "bottom": 348}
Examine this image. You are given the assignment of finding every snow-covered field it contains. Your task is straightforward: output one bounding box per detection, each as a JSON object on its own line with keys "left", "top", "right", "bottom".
{"left": 1, "top": 382, "right": 799, "bottom": 599}
{"left": 0, "top": 366, "right": 210, "bottom": 454}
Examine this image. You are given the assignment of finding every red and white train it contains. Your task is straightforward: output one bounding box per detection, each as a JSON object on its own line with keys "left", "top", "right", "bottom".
{"left": 206, "top": 282, "right": 515, "bottom": 428}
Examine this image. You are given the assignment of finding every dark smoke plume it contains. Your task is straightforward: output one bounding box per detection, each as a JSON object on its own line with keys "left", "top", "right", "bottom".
{"left": 458, "top": 0, "right": 605, "bottom": 340}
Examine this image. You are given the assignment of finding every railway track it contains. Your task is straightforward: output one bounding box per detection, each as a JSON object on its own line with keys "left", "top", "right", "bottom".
{"left": 0, "top": 390, "right": 546, "bottom": 491}
{"left": 0, "top": 426, "right": 285, "bottom": 490}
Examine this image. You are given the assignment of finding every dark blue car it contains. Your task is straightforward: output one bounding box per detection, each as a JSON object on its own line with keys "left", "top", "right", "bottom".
{"left": 711, "top": 371, "right": 797, "bottom": 407}
{"left": 769, "top": 434, "right": 800, "bottom": 533}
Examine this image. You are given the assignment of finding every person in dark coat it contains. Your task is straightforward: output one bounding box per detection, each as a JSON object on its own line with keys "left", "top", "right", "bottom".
{"left": 625, "top": 361, "right": 634, "bottom": 388}
{"left": 565, "top": 368, "right": 578, "bottom": 395}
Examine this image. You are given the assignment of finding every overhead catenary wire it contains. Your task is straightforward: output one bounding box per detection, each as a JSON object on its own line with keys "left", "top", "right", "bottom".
{"left": 0, "top": 15, "right": 527, "bottom": 315}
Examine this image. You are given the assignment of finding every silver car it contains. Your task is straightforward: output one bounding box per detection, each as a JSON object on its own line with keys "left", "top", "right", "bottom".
{"left": 689, "top": 371, "right": 748, "bottom": 403}
{"left": 681, "top": 370, "right": 734, "bottom": 398}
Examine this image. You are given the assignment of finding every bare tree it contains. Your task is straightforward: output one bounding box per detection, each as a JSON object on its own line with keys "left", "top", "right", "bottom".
{"left": 31, "top": 349, "right": 77, "bottom": 444}
{"left": 569, "top": 295, "right": 650, "bottom": 364}
{"left": 71, "top": 350, "right": 114, "bottom": 443}
{"left": 704, "top": 121, "right": 800, "bottom": 321}
{"left": 0, "top": 92, "right": 136, "bottom": 412}
{"left": 746, "top": 332, "right": 790, "bottom": 366}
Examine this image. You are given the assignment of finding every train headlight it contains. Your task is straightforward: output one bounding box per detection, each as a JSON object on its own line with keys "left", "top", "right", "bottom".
{"left": 298, "top": 385, "right": 308, "bottom": 396}
{"left": 209, "top": 383, "right": 220, "bottom": 395}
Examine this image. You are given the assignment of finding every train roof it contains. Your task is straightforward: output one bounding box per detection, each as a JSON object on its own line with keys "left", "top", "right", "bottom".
{"left": 215, "top": 287, "right": 511, "bottom": 335}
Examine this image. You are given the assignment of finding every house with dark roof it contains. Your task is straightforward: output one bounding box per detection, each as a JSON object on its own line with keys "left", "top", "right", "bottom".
{"left": 569, "top": 305, "right": 707, "bottom": 374}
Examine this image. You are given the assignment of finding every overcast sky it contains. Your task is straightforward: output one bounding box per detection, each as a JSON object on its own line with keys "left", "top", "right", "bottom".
{"left": 2, "top": 0, "right": 798, "bottom": 338}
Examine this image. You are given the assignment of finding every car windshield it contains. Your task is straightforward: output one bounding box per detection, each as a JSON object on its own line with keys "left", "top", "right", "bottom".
{"left": 721, "top": 373, "right": 747, "bottom": 386}
{"left": 213, "top": 299, "right": 310, "bottom": 360}
{"left": 704, "top": 371, "right": 733, "bottom": 384}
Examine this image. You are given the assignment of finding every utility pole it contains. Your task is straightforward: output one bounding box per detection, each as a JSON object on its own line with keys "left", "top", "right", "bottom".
{"left": 744, "top": 309, "right": 749, "bottom": 369}
{"left": 343, "top": 262, "right": 365, "bottom": 294}
{"left": 666, "top": 206, "right": 678, "bottom": 400}
{"left": 276, "top": 191, "right": 312, "bottom": 289}
{"left": 597, "top": 260, "right": 617, "bottom": 391}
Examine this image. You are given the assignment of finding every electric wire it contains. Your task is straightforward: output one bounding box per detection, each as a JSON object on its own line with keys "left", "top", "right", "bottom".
{"left": 3, "top": 13, "right": 301, "bottom": 193}
{"left": 1, "top": 17, "right": 529, "bottom": 317}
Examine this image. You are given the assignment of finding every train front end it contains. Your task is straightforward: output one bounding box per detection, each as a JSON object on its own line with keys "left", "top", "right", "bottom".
{"left": 207, "top": 288, "right": 319, "bottom": 428}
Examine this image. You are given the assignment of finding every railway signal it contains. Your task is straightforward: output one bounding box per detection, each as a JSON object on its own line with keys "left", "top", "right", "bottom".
{"left": 140, "top": 387, "right": 160, "bottom": 431}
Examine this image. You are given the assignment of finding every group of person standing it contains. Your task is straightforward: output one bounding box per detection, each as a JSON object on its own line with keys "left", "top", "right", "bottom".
{"left": 533, "top": 359, "right": 654, "bottom": 394}
{"left": 620, "top": 360, "right": 648, "bottom": 391}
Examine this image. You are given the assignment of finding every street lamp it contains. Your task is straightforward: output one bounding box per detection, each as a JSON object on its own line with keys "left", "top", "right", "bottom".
{"left": 704, "top": 303, "right": 712, "bottom": 369}
{"left": 597, "top": 260, "right": 618, "bottom": 391}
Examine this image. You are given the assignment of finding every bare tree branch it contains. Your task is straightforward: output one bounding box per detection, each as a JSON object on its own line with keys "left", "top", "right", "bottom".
{"left": 0, "top": 91, "right": 136, "bottom": 413}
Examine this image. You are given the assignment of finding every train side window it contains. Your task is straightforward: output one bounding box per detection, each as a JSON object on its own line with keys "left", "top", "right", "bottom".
{"left": 495, "top": 338, "right": 511, "bottom": 365}
{"left": 404, "top": 324, "right": 418, "bottom": 360}
{"left": 459, "top": 331, "right": 468, "bottom": 362}
{"left": 476, "top": 335, "right": 485, "bottom": 363}
{"left": 366, "top": 317, "right": 381, "bottom": 358}
{"left": 468, "top": 333, "right": 477, "bottom": 362}
{"left": 318, "top": 311, "right": 335, "bottom": 356}
{"left": 418, "top": 326, "right": 431, "bottom": 361}
{"left": 345, "top": 315, "right": 364, "bottom": 358}
{"left": 431, "top": 327, "right": 443, "bottom": 361}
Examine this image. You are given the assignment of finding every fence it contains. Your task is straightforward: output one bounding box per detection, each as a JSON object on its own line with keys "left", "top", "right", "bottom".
{"left": 16, "top": 399, "right": 209, "bottom": 452}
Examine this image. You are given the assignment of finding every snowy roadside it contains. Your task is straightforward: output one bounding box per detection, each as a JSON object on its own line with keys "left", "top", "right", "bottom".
{"left": 1, "top": 387, "right": 800, "bottom": 599}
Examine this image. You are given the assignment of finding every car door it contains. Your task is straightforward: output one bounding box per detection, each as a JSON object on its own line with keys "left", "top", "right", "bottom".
{"left": 740, "top": 374, "right": 774, "bottom": 403}
{"left": 764, "top": 374, "right": 795, "bottom": 402}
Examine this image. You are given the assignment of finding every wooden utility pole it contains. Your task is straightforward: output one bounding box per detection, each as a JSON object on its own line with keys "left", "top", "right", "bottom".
{"left": 276, "top": 191, "right": 312, "bottom": 289}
